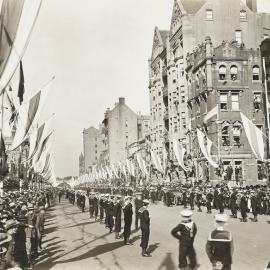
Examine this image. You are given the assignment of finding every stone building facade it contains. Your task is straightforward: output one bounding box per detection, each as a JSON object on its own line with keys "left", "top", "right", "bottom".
{"left": 186, "top": 37, "right": 266, "bottom": 183}
{"left": 148, "top": 0, "right": 270, "bottom": 182}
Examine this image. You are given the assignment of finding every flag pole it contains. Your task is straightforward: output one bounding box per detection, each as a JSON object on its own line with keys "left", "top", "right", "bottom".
{"left": 217, "top": 102, "right": 221, "bottom": 182}
{"left": 263, "top": 57, "right": 270, "bottom": 183}
{"left": 263, "top": 58, "right": 270, "bottom": 156}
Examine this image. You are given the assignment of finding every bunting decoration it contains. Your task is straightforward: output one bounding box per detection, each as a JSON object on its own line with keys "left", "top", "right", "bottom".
{"left": 172, "top": 138, "right": 189, "bottom": 172}
{"left": 150, "top": 150, "right": 164, "bottom": 174}
{"left": 197, "top": 129, "right": 218, "bottom": 168}
{"left": 136, "top": 153, "right": 148, "bottom": 176}
{"left": 240, "top": 112, "right": 265, "bottom": 161}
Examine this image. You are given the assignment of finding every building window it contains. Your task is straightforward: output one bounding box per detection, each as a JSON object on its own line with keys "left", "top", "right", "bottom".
{"left": 235, "top": 30, "right": 242, "bottom": 44}
{"left": 231, "top": 93, "right": 239, "bottom": 111}
{"left": 220, "top": 93, "right": 228, "bottom": 110}
{"left": 206, "top": 9, "right": 213, "bottom": 20}
{"left": 181, "top": 95, "right": 185, "bottom": 103}
{"left": 230, "top": 65, "right": 238, "bottom": 80}
{"left": 182, "top": 118, "right": 186, "bottom": 129}
{"left": 240, "top": 10, "right": 247, "bottom": 20}
{"left": 219, "top": 65, "right": 226, "bottom": 80}
{"left": 252, "top": 66, "right": 260, "bottom": 81}
{"left": 232, "top": 125, "right": 241, "bottom": 147}
{"left": 222, "top": 126, "right": 230, "bottom": 146}
{"left": 254, "top": 93, "right": 262, "bottom": 110}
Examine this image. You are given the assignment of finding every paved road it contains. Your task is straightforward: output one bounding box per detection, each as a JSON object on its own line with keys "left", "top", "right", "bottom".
{"left": 34, "top": 199, "right": 270, "bottom": 270}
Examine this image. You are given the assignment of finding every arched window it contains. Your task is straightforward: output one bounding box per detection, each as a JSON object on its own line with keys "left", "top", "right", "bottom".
{"left": 240, "top": 10, "right": 247, "bottom": 20}
{"left": 230, "top": 65, "right": 238, "bottom": 80}
{"left": 253, "top": 66, "right": 260, "bottom": 81}
{"left": 219, "top": 65, "right": 226, "bottom": 80}
{"left": 222, "top": 125, "right": 230, "bottom": 146}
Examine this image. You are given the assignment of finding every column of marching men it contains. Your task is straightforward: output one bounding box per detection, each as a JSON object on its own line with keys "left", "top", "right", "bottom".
{"left": 0, "top": 188, "right": 55, "bottom": 270}
{"left": 66, "top": 190, "right": 152, "bottom": 257}
{"left": 66, "top": 181, "right": 270, "bottom": 270}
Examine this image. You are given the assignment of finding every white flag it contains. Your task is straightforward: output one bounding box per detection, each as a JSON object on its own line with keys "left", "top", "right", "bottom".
{"left": 240, "top": 112, "right": 265, "bottom": 161}
{"left": 197, "top": 129, "right": 218, "bottom": 168}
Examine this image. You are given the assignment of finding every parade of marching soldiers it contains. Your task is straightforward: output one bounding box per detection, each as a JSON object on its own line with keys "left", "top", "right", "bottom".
{"left": 60, "top": 175, "right": 269, "bottom": 270}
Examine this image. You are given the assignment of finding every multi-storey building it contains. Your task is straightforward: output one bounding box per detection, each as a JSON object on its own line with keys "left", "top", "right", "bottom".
{"left": 148, "top": 0, "right": 270, "bottom": 181}
{"left": 101, "top": 97, "right": 139, "bottom": 166}
{"left": 82, "top": 126, "right": 103, "bottom": 173}
{"left": 186, "top": 37, "right": 266, "bottom": 183}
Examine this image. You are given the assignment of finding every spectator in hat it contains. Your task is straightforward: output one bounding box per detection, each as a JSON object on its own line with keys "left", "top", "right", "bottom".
{"left": 206, "top": 214, "right": 234, "bottom": 270}
{"left": 171, "top": 210, "right": 197, "bottom": 270}
{"left": 138, "top": 199, "right": 151, "bottom": 257}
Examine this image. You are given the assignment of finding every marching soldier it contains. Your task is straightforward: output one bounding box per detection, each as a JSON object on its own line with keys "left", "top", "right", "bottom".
{"left": 230, "top": 188, "right": 238, "bottom": 218}
{"left": 218, "top": 189, "right": 225, "bottom": 214}
{"left": 189, "top": 189, "right": 195, "bottom": 210}
{"left": 139, "top": 199, "right": 151, "bottom": 257}
{"left": 182, "top": 188, "right": 187, "bottom": 208}
{"left": 134, "top": 192, "right": 143, "bottom": 230}
{"left": 206, "top": 214, "right": 234, "bottom": 270}
{"left": 123, "top": 196, "right": 133, "bottom": 245}
{"left": 171, "top": 210, "right": 197, "bottom": 270}
{"left": 99, "top": 194, "right": 104, "bottom": 223}
{"left": 196, "top": 189, "right": 202, "bottom": 212}
{"left": 104, "top": 194, "right": 109, "bottom": 228}
{"left": 113, "top": 195, "right": 122, "bottom": 239}
{"left": 250, "top": 191, "right": 259, "bottom": 222}
{"left": 81, "top": 193, "right": 85, "bottom": 213}
{"left": 240, "top": 191, "right": 248, "bottom": 222}
{"left": 206, "top": 188, "right": 214, "bottom": 214}
{"left": 107, "top": 196, "right": 115, "bottom": 233}
{"left": 93, "top": 193, "right": 99, "bottom": 220}
{"left": 89, "top": 193, "right": 95, "bottom": 218}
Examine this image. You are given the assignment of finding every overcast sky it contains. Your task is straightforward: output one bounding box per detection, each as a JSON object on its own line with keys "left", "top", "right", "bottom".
{"left": 23, "top": 0, "right": 173, "bottom": 177}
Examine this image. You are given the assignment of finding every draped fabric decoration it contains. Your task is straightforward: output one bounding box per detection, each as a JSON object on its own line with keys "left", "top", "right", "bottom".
{"left": 172, "top": 138, "right": 189, "bottom": 172}
{"left": 28, "top": 116, "right": 53, "bottom": 161}
{"left": 150, "top": 150, "right": 164, "bottom": 174}
{"left": 0, "top": 0, "right": 43, "bottom": 94}
{"left": 111, "top": 164, "right": 119, "bottom": 178}
{"left": 126, "top": 159, "right": 135, "bottom": 177}
{"left": 197, "top": 129, "right": 219, "bottom": 168}
{"left": 136, "top": 153, "right": 148, "bottom": 176}
{"left": 163, "top": 146, "right": 167, "bottom": 174}
{"left": 240, "top": 112, "right": 265, "bottom": 161}
{"left": 118, "top": 162, "right": 126, "bottom": 177}
{"left": 203, "top": 105, "right": 218, "bottom": 123}
{"left": 10, "top": 79, "right": 53, "bottom": 151}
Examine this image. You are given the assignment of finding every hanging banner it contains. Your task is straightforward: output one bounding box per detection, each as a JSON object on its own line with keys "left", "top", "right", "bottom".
{"left": 197, "top": 128, "right": 218, "bottom": 168}
{"left": 173, "top": 138, "right": 189, "bottom": 171}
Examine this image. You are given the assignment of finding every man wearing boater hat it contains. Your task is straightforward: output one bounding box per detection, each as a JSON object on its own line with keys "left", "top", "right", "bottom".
{"left": 171, "top": 210, "right": 198, "bottom": 270}
{"left": 206, "top": 214, "right": 234, "bottom": 270}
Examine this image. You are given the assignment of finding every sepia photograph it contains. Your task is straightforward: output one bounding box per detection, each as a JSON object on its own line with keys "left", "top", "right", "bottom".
{"left": 0, "top": 0, "right": 270, "bottom": 269}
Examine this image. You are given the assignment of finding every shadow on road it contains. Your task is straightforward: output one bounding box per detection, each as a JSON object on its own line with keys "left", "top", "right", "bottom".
{"left": 157, "top": 253, "right": 177, "bottom": 270}
{"left": 147, "top": 242, "right": 160, "bottom": 254}
{"left": 63, "top": 220, "right": 98, "bottom": 229}
{"left": 56, "top": 240, "right": 126, "bottom": 264}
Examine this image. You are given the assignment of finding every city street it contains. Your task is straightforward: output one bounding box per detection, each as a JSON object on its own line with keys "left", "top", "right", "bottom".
{"left": 34, "top": 199, "right": 270, "bottom": 270}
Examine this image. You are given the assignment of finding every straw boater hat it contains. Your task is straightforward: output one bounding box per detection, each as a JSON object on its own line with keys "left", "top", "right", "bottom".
{"left": 180, "top": 210, "right": 193, "bottom": 220}
{"left": 214, "top": 213, "right": 229, "bottom": 224}
{"left": 143, "top": 199, "right": 150, "bottom": 205}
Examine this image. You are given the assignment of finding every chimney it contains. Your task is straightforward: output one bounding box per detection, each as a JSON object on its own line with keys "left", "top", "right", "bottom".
{"left": 119, "top": 97, "right": 125, "bottom": 105}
